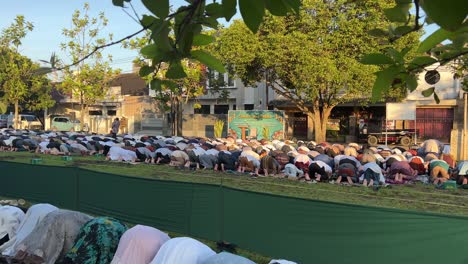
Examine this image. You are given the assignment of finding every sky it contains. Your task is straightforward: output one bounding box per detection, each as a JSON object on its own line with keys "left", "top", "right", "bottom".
{"left": 0, "top": 1, "right": 437, "bottom": 74}
{"left": 0, "top": 0, "right": 195, "bottom": 73}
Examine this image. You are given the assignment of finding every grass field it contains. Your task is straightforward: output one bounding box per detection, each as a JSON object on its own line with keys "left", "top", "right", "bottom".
{"left": 1, "top": 151, "right": 467, "bottom": 263}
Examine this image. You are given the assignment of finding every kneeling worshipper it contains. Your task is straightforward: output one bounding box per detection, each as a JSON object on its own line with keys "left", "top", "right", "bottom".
{"left": 59, "top": 217, "right": 127, "bottom": 264}
{"left": 202, "top": 252, "right": 256, "bottom": 264}
{"left": 150, "top": 237, "right": 216, "bottom": 264}
{"left": 13, "top": 209, "right": 92, "bottom": 264}
{"left": 0, "top": 206, "right": 25, "bottom": 247}
{"left": 111, "top": 225, "right": 170, "bottom": 264}
{"left": 0, "top": 203, "right": 58, "bottom": 257}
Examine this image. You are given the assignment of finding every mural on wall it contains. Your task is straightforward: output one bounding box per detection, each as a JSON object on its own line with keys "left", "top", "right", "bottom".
{"left": 228, "top": 110, "right": 285, "bottom": 140}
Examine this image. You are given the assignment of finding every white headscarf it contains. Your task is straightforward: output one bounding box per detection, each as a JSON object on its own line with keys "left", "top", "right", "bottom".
{"left": 0, "top": 206, "right": 25, "bottom": 242}
{"left": 150, "top": 237, "right": 215, "bottom": 264}
{"left": 0, "top": 203, "right": 58, "bottom": 256}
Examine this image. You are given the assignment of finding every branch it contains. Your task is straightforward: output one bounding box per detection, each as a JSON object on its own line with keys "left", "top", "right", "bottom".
{"left": 407, "top": 50, "right": 468, "bottom": 73}
{"left": 389, "top": 0, "right": 422, "bottom": 43}
{"left": 271, "top": 80, "right": 312, "bottom": 113}
{"left": 414, "top": 0, "right": 421, "bottom": 31}
{"left": 56, "top": 26, "right": 148, "bottom": 71}
{"left": 55, "top": 5, "right": 195, "bottom": 72}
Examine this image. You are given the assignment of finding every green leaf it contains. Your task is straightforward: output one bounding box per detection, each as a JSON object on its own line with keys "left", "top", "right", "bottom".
{"left": 150, "top": 78, "right": 162, "bottom": 91}
{"left": 139, "top": 65, "right": 153, "bottom": 77}
{"left": 112, "top": 0, "right": 129, "bottom": 7}
{"left": 400, "top": 47, "right": 412, "bottom": 56}
{"left": 282, "top": 0, "right": 300, "bottom": 13}
{"left": 239, "top": 0, "right": 265, "bottom": 33}
{"left": 142, "top": 0, "right": 169, "bottom": 19}
{"left": 265, "top": 0, "right": 289, "bottom": 16}
{"left": 140, "top": 15, "right": 157, "bottom": 28}
{"left": 420, "top": 0, "right": 467, "bottom": 31}
{"left": 383, "top": 7, "right": 408, "bottom": 23}
{"left": 191, "top": 50, "right": 226, "bottom": 73}
{"left": 421, "top": 87, "right": 435, "bottom": 97}
{"left": 385, "top": 48, "right": 404, "bottom": 64}
{"left": 372, "top": 67, "right": 399, "bottom": 101}
{"left": 408, "top": 56, "right": 437, "bottom": 70}
{"left": 439, "top": 50, "right": 462, "bottom": 62}
{"left": 193, "top": 34, "right": 215, "bottom": 46}
{"left": 222, "top": 0, "right": 237, "bottom": 21}
{"left": 393, "top": 25, "right": 413, "bottom": 36}
{"left": 201, "top": 16, "right": 220, "bottom": 29}
{"left": 360, "top": 53, "right": 394, "bottom": 65}
{"left": 368, "top": 29, "right": 389, "bottom": 37}
{"left": 161, "top": 79, "right": 178, "bottom": 90}
{"left": 141, "top": 44, "right": 158, "bottom": 58}
{"left": 166, "top": 61, "right": 187, "bottom": 79}
{"left": 417, "top": 28, "right": 454, "bottom": 53}
{"left": 434, "top": 92, "right": 440, "bottom": 104}
{"left": 405, "top": 74, "right": 418, "bottom": 91}
{"left": 152, "top": 21, "right": 172, "bottom": 52}
{"left": 32, "top": 67, "right": 52, "bottom": 75}
{"left": 206, "top": 3, "right": 224, "bottom": 18}
{"left": 177, "top": 24, "right": 195, "bottom": 55}
{"left": 452, "top": 32, "right": 468, "bottom": 49}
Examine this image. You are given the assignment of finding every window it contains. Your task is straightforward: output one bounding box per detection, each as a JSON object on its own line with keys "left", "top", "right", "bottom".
{"left": 207, "top": 68, "right": 235, "bottom": 88}
{"left": 194, "top": 105, "right": 210, "bottom": 114}
{"left": 425, "top": 70, "right": 440, "bottom": 85}
{"left": 233, "top": 105, "right": 236, "bottom": 110}
{"left": 214, "top": 105, "right": 229, "bottom": 114}
{"left": 244, "top": 104, "right": 254, "bottom": 110}
{"left": 107, "top": 110, "right": 117, "bottom": 116}
{"left": 89, "top": 110, "right": 102, "bottom": 116}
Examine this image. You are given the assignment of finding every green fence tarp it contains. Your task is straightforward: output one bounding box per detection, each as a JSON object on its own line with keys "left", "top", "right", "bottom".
{"left": 222, "top": 188, "right": 468, "bottom": 263}
{"left": 2, "top": 161, "right": 468, "bottom": 264}
{"left": 0, "top": 162, "right": 77, "bottom": 209}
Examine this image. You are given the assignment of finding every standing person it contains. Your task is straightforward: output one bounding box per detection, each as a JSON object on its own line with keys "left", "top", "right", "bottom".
{"left": 111, "top": 118, "right": 120, "bottom": 139}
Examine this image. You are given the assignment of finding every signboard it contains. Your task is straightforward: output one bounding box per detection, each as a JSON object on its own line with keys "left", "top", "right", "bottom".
{"left": 386, "top": 102, "right": 416, "bottom": 120}
{"left": 228, "top": 110, "right": 285, "bottom": 140}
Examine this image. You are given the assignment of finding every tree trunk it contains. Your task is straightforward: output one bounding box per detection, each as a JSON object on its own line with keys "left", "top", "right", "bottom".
{"left": 312, "top": 106, "right": 333, "bottom": 143}
{"left": 14, "top": 100, "right": 19, "bottom": 129}
{"left": 175, "top": 99, "right": 183, "bottom": 136}
{"left": 80, "top": 103, "right": 85, "bottom": 131}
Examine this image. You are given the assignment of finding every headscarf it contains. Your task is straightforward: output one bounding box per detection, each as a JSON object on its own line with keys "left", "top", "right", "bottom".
{"left": 0, "top": 203, "right": 58, "bottom": 256}
{"left": 111, "top": 225, "right": 170, "bottom": 264}
{"left": 13, "top": 209, "right": 92, "bottom": 264}
{"left": 61, "top": 217, "right": 127, "bottom": 264}
{"left": 150, "top": 237, "right": 215, "bottom": 264}
{"left": 202, "top": 252, "right": 256, "bottom": 264}
{"left": 0, "top": 206, "right": 25, "bottom": 246}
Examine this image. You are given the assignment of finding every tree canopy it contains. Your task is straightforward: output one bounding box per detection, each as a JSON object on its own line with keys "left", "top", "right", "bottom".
{"left": 212, "top": 0, "right": 419, "bottom": 142}
{"left": 60, "top": 3, "right": 120, "bottom": 129}
{"left": 0, "top": 16, "right": 53, "bottom": 126}
{"left": 108, "top": 0, "right": 466, "bottom": 104}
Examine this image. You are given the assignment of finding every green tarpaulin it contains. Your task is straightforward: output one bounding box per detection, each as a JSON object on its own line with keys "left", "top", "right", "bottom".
{"left": 1, "top": 161, "right": 468, "bottom": 263}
